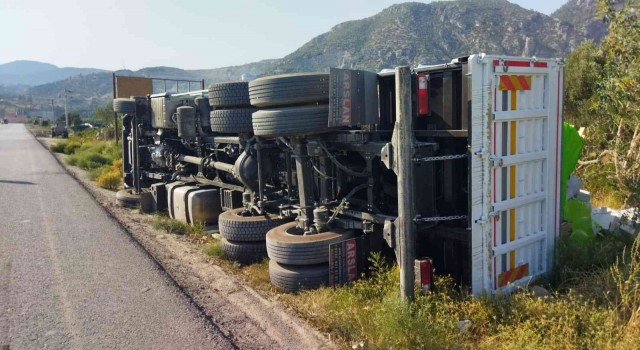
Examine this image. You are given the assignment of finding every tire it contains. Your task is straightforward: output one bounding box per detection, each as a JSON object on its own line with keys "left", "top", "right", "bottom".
{"left": 219, "top": 208, "right": 291, "bottom": 242}
{"left": 208, "top": 82, "right": 250, "bottom": 108}
{"left": 248, "top": 73, "right": 329, "bottom": 108}
{"left": 269, "top": 260, "right": 329, "bottom": 292}
{"left": 266, "top": 222, "right": 354, "bottom": 265}
{"left": 221, "top": 238, "right": 267, "bottom": 264}
{"left": 252, "top": 105, "right": 330, "bottom": 137}
{"left": 116, "top": 189, "right": 140, "bottom": 208}
{"left": 113, "top": 98, "right": 136, "bottom": 114}
{"left": 210, "top": 108, "right": 256, "bottom": 134}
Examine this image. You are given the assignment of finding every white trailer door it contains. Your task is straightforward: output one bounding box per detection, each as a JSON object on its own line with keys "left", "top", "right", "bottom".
{"left": 469, "top": 55, "right": 563, "bottom": 295}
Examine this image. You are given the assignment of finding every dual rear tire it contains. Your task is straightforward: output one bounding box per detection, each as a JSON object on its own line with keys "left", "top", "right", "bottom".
{"left": 266, "top": 222, "right": 353, "bottom": 292}
{"left": 218, "top": 208, "right": 291, "bottom": 264}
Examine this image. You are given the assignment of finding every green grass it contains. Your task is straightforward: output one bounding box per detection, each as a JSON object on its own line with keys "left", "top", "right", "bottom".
{"left": 276, "top": 234, "right": 640, "bottom": 350}
{"left": 204, "top": 241, "right": 225, "bottom": 258}
{"left": 152, "top": 214, "right": 206, "bottom": 237}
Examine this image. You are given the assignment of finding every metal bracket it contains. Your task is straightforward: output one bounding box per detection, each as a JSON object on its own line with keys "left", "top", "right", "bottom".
{"left": 499, "top": 58, "right": 508, "bottom": 72}
{"left": 381, "top": 142, "right": 395, "bottom": 173}
{"left": 475, "top": 215, "right": 488, "bottom": 224}
{"left": 383, "top": 219, "right": 396, "bottom": 249}
{"left": 489, "top": 155, "right": 503, "bottom": 167}
{"left": 474, "top": 147, "right": 489, "bottom": 158}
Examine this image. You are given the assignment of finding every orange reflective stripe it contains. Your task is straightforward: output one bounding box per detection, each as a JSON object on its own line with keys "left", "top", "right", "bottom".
{"left": 499, "top": 75, "right": 532, "bottom": 91}
{"left": 498, "top": 264, "right": 529, "bottom": 287}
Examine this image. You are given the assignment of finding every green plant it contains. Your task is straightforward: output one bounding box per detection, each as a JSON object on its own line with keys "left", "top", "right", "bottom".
{"left": 204, "top": 241, "right": 225, "bottom": 258}
{"left": 152, "top": 215, "right": 190, "bottom": 235}
{"left": 566, "top": 0, "right": 640, "bottom": 208}
{"left": 95, "top": 159, "right": 123, "bottom": 190}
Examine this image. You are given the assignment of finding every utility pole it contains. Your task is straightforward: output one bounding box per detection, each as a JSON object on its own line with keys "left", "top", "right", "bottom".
{"left": 394, "top": 66, "right": 416, "bottom": 301}
{"left": 63, "top": 89, "right": 71, "bottom": 128}
{"left": 50, "top": 99, "right": 55, "bottom": 122}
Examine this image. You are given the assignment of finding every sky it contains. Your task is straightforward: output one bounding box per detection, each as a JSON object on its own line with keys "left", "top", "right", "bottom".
{"left": 0, "top": 0, "right": 567, "bottom": 71}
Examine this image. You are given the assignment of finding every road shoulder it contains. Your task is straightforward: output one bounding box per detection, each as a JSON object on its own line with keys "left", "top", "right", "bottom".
{"left": 34, "top": 134, "right": 334, "bottom": 350}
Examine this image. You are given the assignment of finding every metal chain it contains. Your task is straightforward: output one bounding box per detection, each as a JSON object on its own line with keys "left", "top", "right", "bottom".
{"left": 413, "top": 153, "right": 468, "bottom": 163}
{"left": 414, "top": 215, "right": 468, "bottom": 223}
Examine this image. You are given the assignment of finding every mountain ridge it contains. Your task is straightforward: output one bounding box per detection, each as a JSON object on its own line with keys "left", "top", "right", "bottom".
{"left": 0, "top": 60, "right": 107, "bottom": 87}
{"left": 2, "top": 0, "right": 603, "bottom": 112}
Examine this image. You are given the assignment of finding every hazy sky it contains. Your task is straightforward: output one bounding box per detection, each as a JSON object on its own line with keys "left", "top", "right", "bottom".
{"left": 0, "top": 0, "right": 567, "bottom": 71}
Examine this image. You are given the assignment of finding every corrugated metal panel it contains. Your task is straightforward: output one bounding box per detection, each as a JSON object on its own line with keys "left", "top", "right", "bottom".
{"left": 469, "top": 54, "right": 563, "bottom": 295}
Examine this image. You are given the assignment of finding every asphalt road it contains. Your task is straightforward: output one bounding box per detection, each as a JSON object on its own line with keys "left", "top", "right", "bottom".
{"left": 0, "top": 124, "right": 235, "bottom": 349}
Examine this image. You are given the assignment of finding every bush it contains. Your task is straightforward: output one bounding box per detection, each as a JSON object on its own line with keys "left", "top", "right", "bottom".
{"left": 152, "top": 215, "right": 206, "bottom": 237}
{"left": 204, "top": 241, "right": 225, "bottom": 258}
{"left": 66, "top": 141, "right": 120, "bottom": 170}
{"left": 95, "top": 159, "right": 123, "bottom": 190}
{"left": 153, "top": 215, "right": 189, "bottom": 235}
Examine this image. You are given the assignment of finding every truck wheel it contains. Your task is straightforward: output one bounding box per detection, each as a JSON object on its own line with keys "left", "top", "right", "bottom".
{"left": 116, "top": 189, "right": 140, "bottom": 208}
{"left": 208, "top": 82, "right": 251, "bottom": 108}
{"left": 210, "top": 108, "right": 256, "bottom": 134}
{"left": 269, "top": 260, "right": 329, "bottom": 292}
{"left": 219, "top": 208, "right": 291, "bottom": 242}
{"left": 266, "top": 222, "right": 354, "bottom": 265}
{"left": 113, "top": 98, "right": 136, "bottom": 114}
{"left": 252, "top": 105, "right": 330, "bottom": 137}
{"left": 248, "top": 73, "right": 329, "bottom": 108}
{"left": 220, "top": 238, "right": 267, "bottom": 264}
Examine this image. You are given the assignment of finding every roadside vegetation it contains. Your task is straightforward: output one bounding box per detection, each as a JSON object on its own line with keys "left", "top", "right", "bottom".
{"left": 564, "top": 0, "right": 640, "bottom": 209}
{"left": 50, "top": 128, "right": 123, "bottom": 190}
{"left": 151, "top": 214, "right": 207, "bottom": 237}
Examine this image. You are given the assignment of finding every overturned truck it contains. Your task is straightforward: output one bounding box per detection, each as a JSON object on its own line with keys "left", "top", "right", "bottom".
{"left": 114, "top": 54, "right": 564, "bottom": 295}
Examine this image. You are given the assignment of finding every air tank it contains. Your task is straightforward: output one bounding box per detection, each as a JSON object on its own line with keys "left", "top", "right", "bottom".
{"left": 176, "top": 106, "right": 196, "bottom": 138}
{"left": 194, "top": 97, "right": 211, "bottom": 129}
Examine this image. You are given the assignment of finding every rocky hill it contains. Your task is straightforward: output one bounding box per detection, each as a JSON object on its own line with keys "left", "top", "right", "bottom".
{"left": 552, "top": 0, "right": 608, "bottom": 43}
{"left": 17, "top": 0, "right": 603, "bottom": 112}
{"left": 273, "top": 0, "right": 582, "bottom": 73}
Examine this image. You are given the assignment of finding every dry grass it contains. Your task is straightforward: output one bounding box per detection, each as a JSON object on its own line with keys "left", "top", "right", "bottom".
{"left": 151, "top": 214, "right": 206, "bottom": 238}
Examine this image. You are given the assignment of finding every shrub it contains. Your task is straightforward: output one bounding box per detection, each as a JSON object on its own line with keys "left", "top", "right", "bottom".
{"left": 66, "top": 141, "right": 120, "bottom": 170}
{"left": 95, "top": 159, "right": 123, "bottom": 190}
{"left": 204, "top": 241, "right": 225, "bottom": 258}
{"left": 152, "top": 215, "right": 189, "bottom": 235}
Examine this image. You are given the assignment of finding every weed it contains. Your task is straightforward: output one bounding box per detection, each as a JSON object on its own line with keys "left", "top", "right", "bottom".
{"left": 95, "top": 159, "right": 123, "bottom": 190}
{"left": 152, "top": 215, "right": 189, "bottom": 235}
{"left": 204, "top": 241, "right": 225, "bottom": 258}
{"left": 152, "top": 214, "right": 207, "bottom": 238}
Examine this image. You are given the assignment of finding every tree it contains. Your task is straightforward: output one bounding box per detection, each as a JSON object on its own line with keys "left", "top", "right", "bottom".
{"left": 93, "top": 104, "right": 114, "bottom": 126}
{"left": 569, "top": 0, "right": 640, "bottom": 207}
{"left": 57, "top": 112, "right": 82, "bottom": 126}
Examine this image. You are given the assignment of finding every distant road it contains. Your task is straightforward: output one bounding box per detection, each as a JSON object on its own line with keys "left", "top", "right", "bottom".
{"left": 0, "top": 124, "right": 234, "bottom": 349}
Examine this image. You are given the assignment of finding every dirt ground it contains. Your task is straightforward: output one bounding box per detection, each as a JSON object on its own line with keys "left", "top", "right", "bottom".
{"left": 35, "top": 135, "right": 335, "bottom": 350}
